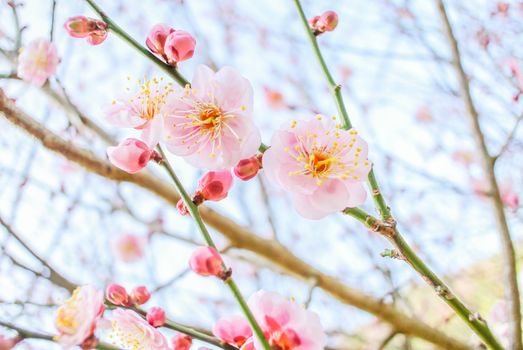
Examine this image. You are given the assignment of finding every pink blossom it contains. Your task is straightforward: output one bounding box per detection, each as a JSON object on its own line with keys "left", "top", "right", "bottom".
{"left": 317, "top": 11, "right": 338, "bottom": 32}
{"left": 263, "top": 87, "right": 285, "bottom": 109}
{"left": 212, "top": 314, "right": 253, "bottom": 348}
{"left": 500, "top": 184, "right": 519, "bottom": 211}
{"left": 189, "top": 246, "right": 224, "bottom": 277}
{"left": 146, "top": 24, "right": 175, "bottom": 58}
{"left": 55, "top": 285, "right": 104, "bottom": 348}
{"left": 112, "top": 234, "right": 147, "bottom": 262}
{"left": 106, "top": 283, "right": 129, "bottom": 306}
{"left": 147, "top": 307, "right": 166, "bottom": 327}
{"left": 64, "top": 16, "right": 108, "bottom": 45}
{"left": 164, "top": 30, "right": 196, "bottom": 64}
{"left": 234, "top": 156, "right": 261, "bottom": 181}
{"left": 164, "top": 65, "right": 261, "bottom": 170}
{"left": 17, "top": 38, "right": 59, "bottom": 87}
{"left": 0, "top": 335, "right": 18, "bottom": 350}
{"left": 107, "top": 138, "right": 156, "bottom": 174}
{"left": 130, "top": 286, "right": 151, "bottom": 305}
{"left": 110, "top": 309, "right": 169, "bottom": 350}
{"left": 198, "top": 171, "right": 234, "bottom": 201}
{"left": 172, "top": 333, "right": 192, "bottom": 350}
{"left": 248, "top": 290, "right": 326, "bottom": 350}
{"left": 106, "top": 78, "right": 174, "bottom": 147}
{"left": 309, "top": 11, "right": 338, "bottom": 35}
{"left": 263, "top": 118, "right": 371, "bottom": 219}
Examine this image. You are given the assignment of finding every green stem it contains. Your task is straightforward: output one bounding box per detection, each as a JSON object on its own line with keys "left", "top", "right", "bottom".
{"left": 82, "top": 0, "right": 269, "bottom": 153}
{"left": 344, "top": 208, "right": 504, "bottom": 350}
{"left": 113, "top": 304, "right": 236, "bottom": 350}
{"left": 156, "top": 146, "right": 272, "bottom": 350}
{"left": 291, "top": 0, "right": 350, "bottom": 129}
{"left": 291, "top": 0, "right": 391, "bottom": 221}
{"left": 0, "top": 320, "right": 119, "bottom": 350}
{"left": 294, "top": 0, "right": 503, "bottom": 347}
{"left": 83, "top": 0, "right": 189, "bottom": 86}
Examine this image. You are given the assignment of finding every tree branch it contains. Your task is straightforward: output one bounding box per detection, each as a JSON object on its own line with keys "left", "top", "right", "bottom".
{"left": 435, "top": 1, "right": 522, "bottom": 349}
{"left": 0, "top": 88, "right": 471, "bottom": 350}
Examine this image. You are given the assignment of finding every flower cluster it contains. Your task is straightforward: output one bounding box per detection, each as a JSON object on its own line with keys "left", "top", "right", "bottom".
{"left": 212, "top": 291, "right": 326, "bottom": 350}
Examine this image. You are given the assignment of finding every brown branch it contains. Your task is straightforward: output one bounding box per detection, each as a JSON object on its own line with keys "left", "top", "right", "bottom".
{"left": 0, "top": 88, "right": 472, "bottom": 350}
{"left": 435, "top": 1, "right": 522, "bottom": 349}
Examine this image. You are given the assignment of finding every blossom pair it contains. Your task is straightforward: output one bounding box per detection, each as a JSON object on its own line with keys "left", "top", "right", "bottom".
{"left": 213, "top": 291, "right": 326, "bottom": 350}
{"left": 106, "top": 65, "right": 261, "bottom": 172}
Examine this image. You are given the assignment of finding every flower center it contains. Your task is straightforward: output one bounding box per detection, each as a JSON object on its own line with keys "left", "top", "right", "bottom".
{"left": 198, "top": 105, "right": 223, "bottom": 128}
{"left": 269, "top": 331, "right": 301, "bottom": 350}
{"left": 133, "top": 77, "right": 173, "bottom": 121}
{"left": 284, "top": 119, "right": 369, "bottom": 186}
{"left": 307, "top": 151, "right": 336, "bottom": 178}
{"left": 55, "top": 288, "right": 81, "bottom": 334}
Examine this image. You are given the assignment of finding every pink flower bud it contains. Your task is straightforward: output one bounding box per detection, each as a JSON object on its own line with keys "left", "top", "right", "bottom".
{"left": 64, "top": 16, "right": 90, "bottom": 38}
{"left": 106, "top": 284, "right": 129, "bottom": 306}
{"left": 189, "top": 246, "right": 224, "bottom": 277}
{"left": 146, "top": 307, "right": 166, "bottom": 327}
{"left": 309, "top": 11, "right": 338, "bottom": 35}
{"left": 172, "top": 333, "right": 192, "bottom": 350}
{"left": 164, "top": 30, "right": 196, "bottom": 64}
{"left": 130, "top": 286, "right": 150, "bottom": 305}
{"left": 308, "top": 15, "right": 321, "bottom": 29}
{"left": 318, "top": 11, "right": 338, "bottom": 32}
{"left": 176, "top": 199, "right": 189, "bottom": 216}
{"left": 234, "top": 156, "right": 261, "bottom": 181}
{"left": 0, "top": 335, "right": 19, "bottom": 350}
{"left": 107, "top": 138, "right": 155, "bottom": 174}
{"left": 64, "top": 16, "right": 108, "bottom": 46}
{"left": 146, "top": 23, "right": 175, "bottom": 57}
{"left": 198, "top": 171, "right": 233, "bottom": 201}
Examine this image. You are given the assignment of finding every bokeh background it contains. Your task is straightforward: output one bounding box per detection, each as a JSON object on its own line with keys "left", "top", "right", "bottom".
{"left": 0, "top": 0, "right": 522, "bottom": 349}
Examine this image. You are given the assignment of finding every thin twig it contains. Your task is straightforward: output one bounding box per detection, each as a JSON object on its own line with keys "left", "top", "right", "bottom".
{"left": 435, "top": 1, "right": 521, "bottom": 348}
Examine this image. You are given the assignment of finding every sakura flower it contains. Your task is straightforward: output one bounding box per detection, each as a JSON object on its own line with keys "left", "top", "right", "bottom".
{"left": 234, "top": 156, "right": 262, "bottom": 181}
{"left": 55, "top": 285, "right": 104, "bottom": 349}
{"left": 64, "top": 16, "right": 108, "bottom": 45}
{"left": 164, "top": 65, "right": 261, "bottom": 170}
{"left": 146, "top": 307, "right": 166, "bottom": 327}
{"left": 17, "top": 38, "right": 59, "bottom": 87}
{"left": 263, "top": 117, "right": 371, "bottom": 219}
{"left": 106, "top": 283, "right": 129, "bottom": 306}
{"left": 164, "top": 30, "right": 196, "bottom": 64}
{"left": 112, "top": 234, "right": 147, "bottom": 263}
{"left": 197, "top": 170, "right": 234, "bottom": 201}
{"left": 248, "top": 290, "right": 326, "bottom": 350}
{"left": 189, "top": 246, "right": 224, "bottom": 277}
{"left": 172, "top": 333, "right": 192, "bottom": 350}
{"left": 146, "top": 24, "right": 175, "bottom": 58}
{"left": 107, "top": 138, "right": 157, "bottom": 174}
{"left": 212, "top": 314, "right": 253, "bottom": 348}
{"left": 106, "top": 77, "right": 174, "bottom": 146}
{"left": 130, "top": 286, "right": 151, "bottom": 305}
{"left": 110, "top": 309, "right": 169, "bottom": 350}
